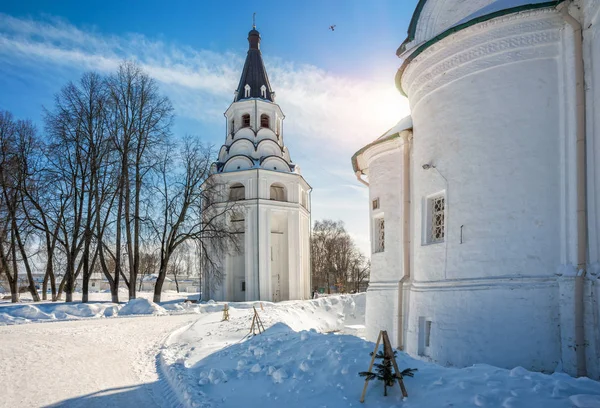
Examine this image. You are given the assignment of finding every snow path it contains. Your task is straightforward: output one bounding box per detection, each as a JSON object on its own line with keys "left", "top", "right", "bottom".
{"left": 0, "top": 314, "right": 199, "bottom": 407}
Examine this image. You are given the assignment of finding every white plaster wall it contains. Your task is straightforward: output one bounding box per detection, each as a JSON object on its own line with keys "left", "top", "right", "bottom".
{"left": 204, "top": 170, "right": 311, "bottom": 303}
{"left": 406, "top": 282, "right": 561, "bottom": 372}
{"left": 581, "top": 0, "right": 600, "bottom": 379}
{"left": 363, "top": 140, "right": 405, "bottom": 347}
{"left": 583, "top": 0, "right": 600, "bottom": 269}
{"left": 401, "top": 10, "right": 568, "bottom": 371}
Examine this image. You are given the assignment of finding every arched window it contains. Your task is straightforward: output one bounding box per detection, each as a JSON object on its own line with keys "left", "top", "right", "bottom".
{"left": 244, "top": 84, "right": 251, "bottom": 98}
{"left": 230, "top": 119, "right": 235, "bottom": 135}
{"left": 269, "top": 183, "right": 286, "bottom": 202}
{"left": 229, "top": 183, "right": 245, "bottom": 201}
{"left": 242, "top": 114, "right": 250, "bottom": 128}
{"left": 260, "top": 114, "right": 270, "bottom": 129}
{"left": 260, "top": 85, "right": 266, "bottom": 98}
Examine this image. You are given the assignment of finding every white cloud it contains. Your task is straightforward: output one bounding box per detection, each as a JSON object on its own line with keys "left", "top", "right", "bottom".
{"left": 0, "top": 12, "right": 411, "bottom": 256}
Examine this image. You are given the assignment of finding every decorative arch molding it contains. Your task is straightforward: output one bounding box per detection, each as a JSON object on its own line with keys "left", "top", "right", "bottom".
{"left": 218, "top": 145, "right": 228, "bottom": 162}
{"left": 256, "top": 139, "right": 284, "bottom": 158}
{"left": 233, "top": 127, "right": 255, "bottom": 140}
{"left": 261, "top": 155, "right": 291, "bottom": 172}
{"left": 223, "top": 155, "right": 254, "bottom": 172}
{"left": 282, "top": 146, "right": 291, "bottom": 162}
{"left": 256, "top": 127, "right": 278, "bottom": 143}
{"left": 228, "top": 138, "right": 255, "bottom": 157}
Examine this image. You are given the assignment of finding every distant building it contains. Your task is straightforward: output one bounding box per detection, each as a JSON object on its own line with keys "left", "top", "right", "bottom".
{"left": 352, "top": 0, "right": 600, "bottom": 379}
{"left": 202, "top": 26, "right": 312, "bottom": 302}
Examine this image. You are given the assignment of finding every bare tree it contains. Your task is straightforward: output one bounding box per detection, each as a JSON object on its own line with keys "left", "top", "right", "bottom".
{"left": 44, "top": 73, "right": 109, "bottom": 302}
{"left": 106, "top": 61, "right": 173, "bottom": 300}
{"left": 311, "top": 219, "right": 370, "bottom": 294}
{"left": 0, "top": 111, "right": 41, "bottom": 302}
{"left": 149, "top": 139, "right": 238, "bottom": 303}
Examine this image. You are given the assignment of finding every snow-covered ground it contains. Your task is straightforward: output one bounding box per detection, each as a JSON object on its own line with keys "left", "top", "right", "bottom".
{"left": 0, "top": 290, "right": 200, "bottom": 325}
{"left": 0, "top": 313, "right": 199, "bottom": 407}
{"left": 2, "top": 293, "right": 600, "bottom": 408}
{"left": 161, "top": 294, "right": 600, "bottom": 408}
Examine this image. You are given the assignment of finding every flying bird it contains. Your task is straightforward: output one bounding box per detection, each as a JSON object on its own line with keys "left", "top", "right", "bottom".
{"left": 329, "top": 25, "right": 336, "bottom": 31}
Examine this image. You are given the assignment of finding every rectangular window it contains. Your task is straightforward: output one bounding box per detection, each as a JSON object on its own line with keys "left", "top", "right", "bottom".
{"left": 241, "top": 281, "right": 246, "bottom": 292}
{"left": 373, "top": 217, "right": 385, "bottom": 253}
{"left": 426, "top": 194, "right": 445, "bottom": 244}
{"left": 372, "top": 198, "right": 380, "bottom": 210}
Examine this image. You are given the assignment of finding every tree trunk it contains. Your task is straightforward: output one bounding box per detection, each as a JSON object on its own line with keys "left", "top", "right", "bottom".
{"left": 81, "top": 237, "right": 91, "bottom": 303}
{"left": 64, "top": 259, "right": 74, "bottom": 303}
{"left": 153, "top": 259, "right": 169, "bottom": 303}
{"left": 13, "top": 224, "right": 40, "bottom": 302}
{"left": 42, "top": 271, "right": 48, "bottom": 301}
{"left": 82, "top": 271, "right": 89, "bottom": 303}
{"left": 174, "top": 272, "right": 179, "bottom": 293}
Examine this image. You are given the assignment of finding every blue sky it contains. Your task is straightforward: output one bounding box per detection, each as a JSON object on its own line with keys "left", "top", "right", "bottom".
{"left": 0, "top": 0, "right": 416, "bottom": 255}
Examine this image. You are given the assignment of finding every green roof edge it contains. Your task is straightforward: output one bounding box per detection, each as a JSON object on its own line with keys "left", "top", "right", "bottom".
{"left": 395, "top": 1, "right": 563, "bottom": 96}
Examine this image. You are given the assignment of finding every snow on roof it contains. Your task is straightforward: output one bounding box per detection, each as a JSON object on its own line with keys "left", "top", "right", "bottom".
{"left": 351, "top": 115, "right": 413, "bottom": 174}
{"left": 376, "top": 115, "right": 413, "bottom": 141}
{"left": 398, "top": 0, "right": 560, "bottom": 57}
{"left": 455, "top": 0, "right": 556, "bottom": 27}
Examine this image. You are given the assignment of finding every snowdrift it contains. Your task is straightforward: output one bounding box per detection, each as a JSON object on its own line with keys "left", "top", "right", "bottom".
{"left": 0, "top": 296, "right": 180, "bottom": 325}
{"left": 160, "top": 293, "right": 600, "bottom": 408}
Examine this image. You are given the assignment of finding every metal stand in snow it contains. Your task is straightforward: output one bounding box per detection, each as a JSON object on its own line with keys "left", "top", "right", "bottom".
{"left": 222, "top": 304, "right": 229, "bottom": 321}
{"left": 249, "top": 306, "right": 265, "bottom": 335}
{"left": 360, "top": 330, "right": 408, "bottom": 403}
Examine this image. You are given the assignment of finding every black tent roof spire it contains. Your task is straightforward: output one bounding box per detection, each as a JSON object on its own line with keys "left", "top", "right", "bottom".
{"left": 234, "top": 19, "right": 274, "bottom": 102}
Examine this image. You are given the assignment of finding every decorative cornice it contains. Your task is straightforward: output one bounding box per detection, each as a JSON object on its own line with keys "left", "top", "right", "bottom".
{"left": 400, "top": 9, "right": 562, "bottom": 105}
{"left": 396, "top": 2, "right": 564, "bottom": 96}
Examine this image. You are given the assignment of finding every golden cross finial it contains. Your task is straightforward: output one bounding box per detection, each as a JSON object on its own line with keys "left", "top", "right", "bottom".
{"left": 253, "top": 12, "right": 256, "bottom": 29}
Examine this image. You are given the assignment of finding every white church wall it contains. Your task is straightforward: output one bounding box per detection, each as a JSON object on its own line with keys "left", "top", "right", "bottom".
{"left": 583, "top": 0, "right": 600, "bottom": 269}
{"left": 586, "top": 0, "right": 600, "bottom": 377}
{"left": 363, "top": 139, "right": 405, "bottom": 347}
{"left": 401, "top": 10, "right": 568, "bottom": 371}
{"left": 406, "top": 281, "right": 561, "bottom": 372}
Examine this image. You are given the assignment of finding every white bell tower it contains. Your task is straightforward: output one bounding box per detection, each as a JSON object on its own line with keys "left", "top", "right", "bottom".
{"left": 203, "top": 26, "right": 312, "bottom": 302}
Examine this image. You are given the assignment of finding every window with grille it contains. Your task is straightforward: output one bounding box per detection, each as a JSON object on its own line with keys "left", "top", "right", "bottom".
{"left": 372, "top": 198, "right": 380, "bottom": 210}
{"left": 373, "top": 217, "right": 385, "bottom": 253}
{"left": 427, "top": 194, "right": 445, "bottom": 244}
